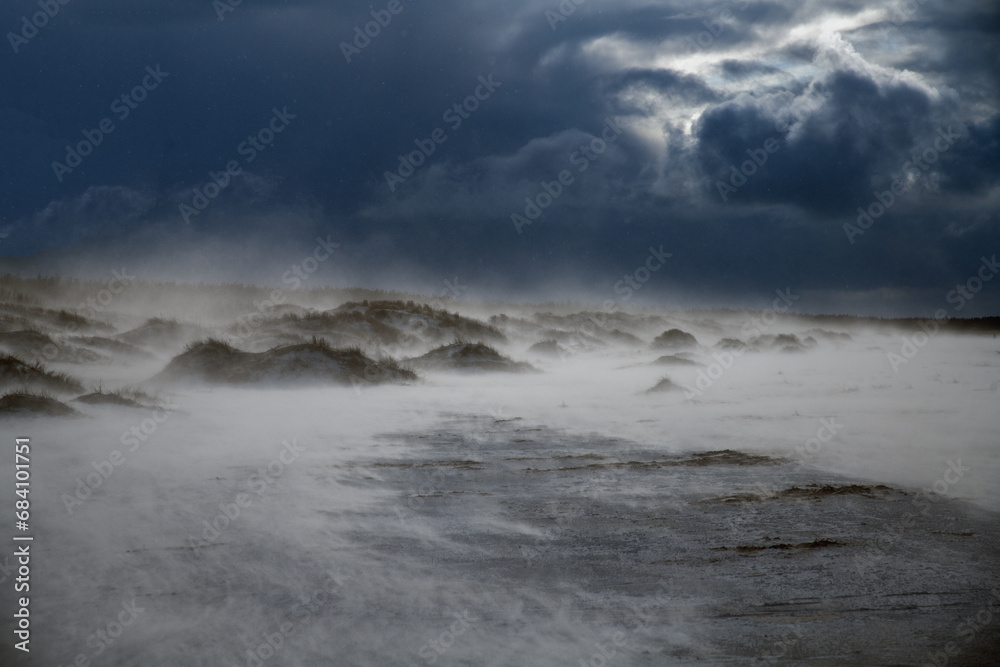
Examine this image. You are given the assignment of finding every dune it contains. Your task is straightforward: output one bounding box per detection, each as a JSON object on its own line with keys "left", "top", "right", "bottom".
{"left": 150, "top": 338, "right": 417, "bottom": 386}
{"left": 651, "top": 327, "right": 698, "bottom": 350}
{"left": 0, "top": 301, "right": 113, "bottom": 335}
{"left": 2, "top": 275, "right": 998, "bottom": 665}
{"left": 754, "top": 332, "right": 817, "bottom": 353}
{"left": 0, "top": 329, "right": 107, "bottom": 364}
{"left": 0, "top": 353, "right": 85, "bottom": 394}
{"left": 68, "top": 335, "right": 157, "bottom": 361}
{"left": 237, "top": 309, "right": 413, "bottom": 349}
{"left": 0, "top": 390, "right": 81, "bottom": 417}
{"left": 651, "top": 353, "right": 700, "bottom": 366}
{"left": 407, "top": 341, "right": 538, "bottom": 373}
{"left": 645, "top": 375, "right": 683, "bottom": 393}
{"left": 803, "top": 328, "right": 853, "bottom": 343}
{"left": 329, "top": 300, "right": 506, "bottom": 345}
{"left": 713, "top": 337, "right": 748, "bottom": 352}
{"left": 73, "top": 386, "right": 159, "bottom": 408}
{"left": 118, "top": 317, "right": 211, "bottom": 352}
{"left": 527, "top": 339, "right": 568, "bottom": 358}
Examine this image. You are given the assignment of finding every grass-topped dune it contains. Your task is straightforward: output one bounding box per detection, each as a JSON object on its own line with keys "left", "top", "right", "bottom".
{"left": 118, "top": 317, "right": 210, "bottom": 352}
{"left": 69, "top": 335, "right": 157, "bottom": 360}
{"left": 406, "top": 341, "right": 538, "bottom": 373}
{"left": 527, "top": 339, "right": 568, "bottom": 358}
{"left": 150, "top": 338, "right": 417, "bottom": 386}
{"left": 331, "top": 300, "right": 506, "bottom": 344}
{"left": 651, "top": 328, "right": 698, "bottom": 350}
{"left": 0, "top": 390, "right": 80, "bottom": 418}
{"left": 651, "top": 353, "right": 699, "bottom": 367}
{"left": 217, "top": 299, "right": 506, "bottom": 351}
{"left": 0, "top": 354, "right": 84, "bottom": 395}
{"left": 0, "top": 301, "right": 113, "bottom": 335}
{"left": 73, "top": 385, "right": 161, "bottom": 408}
{"left": 230, "top": 309, "right": 415, "bottom": 349}
{"left": 0, "top": 329, "right": 105, "bottom": 364}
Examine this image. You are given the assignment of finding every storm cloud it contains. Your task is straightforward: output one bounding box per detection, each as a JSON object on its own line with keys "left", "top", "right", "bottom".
{"left": 1, "top": 0, "right": 998, "bottom": 314}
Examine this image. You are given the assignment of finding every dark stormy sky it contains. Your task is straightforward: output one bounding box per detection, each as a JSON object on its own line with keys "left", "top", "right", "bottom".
{"left": 0, "top": 0, "right": 998, "bottom": 314}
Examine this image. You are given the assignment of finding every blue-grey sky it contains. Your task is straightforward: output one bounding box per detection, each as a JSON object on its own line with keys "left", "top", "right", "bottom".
{"left": 1, "top": 0, "right": 998, "bottom": 314}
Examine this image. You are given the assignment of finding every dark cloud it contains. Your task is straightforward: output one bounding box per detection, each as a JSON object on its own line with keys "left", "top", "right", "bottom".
{"left": 695, "top": 57, "right": 960, "bottom": 215}
{"left": 605, "top": 68, "right": 721, "bottom": 105}
{"left": 0, "top": 0, "right": 998, "bottom": 314}
{"left": 19, "top": 185, "right": 156, "bottom": 251}
{"left": 719, "top": 59, "right": 784, "bottom": 79}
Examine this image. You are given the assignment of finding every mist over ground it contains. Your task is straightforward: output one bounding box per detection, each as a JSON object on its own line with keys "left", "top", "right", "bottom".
{"left": 0, "top": 276, "right": 997, "bottom": 665}
{"left": 2, "top": 0, "right": 999, "bottom": 663}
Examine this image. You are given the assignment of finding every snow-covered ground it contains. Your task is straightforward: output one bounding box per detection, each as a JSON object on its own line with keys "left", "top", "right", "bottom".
{"left": 0, "top": 291, "right": 998, "bottom": 665}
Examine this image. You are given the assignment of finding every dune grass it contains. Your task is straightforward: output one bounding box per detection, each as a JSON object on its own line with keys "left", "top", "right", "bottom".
{"left": 0, "top": 353, "right": 84, "bottom": 394}
{"left": 0, "top": 389, "right": 79, "bottom": 416}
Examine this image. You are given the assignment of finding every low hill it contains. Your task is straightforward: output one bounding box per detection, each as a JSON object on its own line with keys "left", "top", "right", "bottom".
{"left": 0, "top": 390, "right": 80, "bottom": 417}
{"left": 651, "top": 328, "right": 699, "bottom": 350}
{"left": 118, "top": 317, "right": 211, "bottom": 352}
{"left": 330, "top": 301, "right": 505, "bottom": 345}
{"left": 0, "top": 354, "right": 84, "bottom": 395}
{"left": 407, "top": 341, "right": 538, "bottom": 373}
{"left": 150, "top": 339, "right": 417, "bottom": 386}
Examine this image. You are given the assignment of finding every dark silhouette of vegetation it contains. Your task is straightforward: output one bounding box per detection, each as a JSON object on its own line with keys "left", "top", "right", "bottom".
{"left": 0, "top": 389, "right": 80, "bottom": 417}
{"left": 0, "top": 354, "right": 84, "bottom": 394}
{"left": 154, "top": 340, "right": 417, "bottom": 386}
